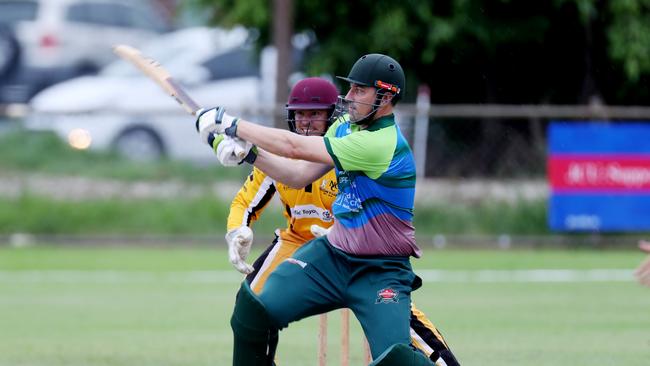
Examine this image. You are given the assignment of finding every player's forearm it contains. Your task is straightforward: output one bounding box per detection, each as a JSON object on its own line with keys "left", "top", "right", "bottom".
{"left": 236, "top": 120, "right": 330, "bottom": 163}
{"left": 253, "top": 150, "right": 328, "bottom": 188}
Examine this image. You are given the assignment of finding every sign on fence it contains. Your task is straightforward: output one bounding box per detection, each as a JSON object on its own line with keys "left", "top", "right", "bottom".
{"left": 548, "top": 122, "right": 650, "bottom": 231}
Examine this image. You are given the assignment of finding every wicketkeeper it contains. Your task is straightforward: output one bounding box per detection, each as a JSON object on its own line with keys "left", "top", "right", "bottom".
{"left": 225, "top": 77, "right": 460, "bottom": 365}
{"left": 197, "top": 54, "right": 443, "bottom": 365}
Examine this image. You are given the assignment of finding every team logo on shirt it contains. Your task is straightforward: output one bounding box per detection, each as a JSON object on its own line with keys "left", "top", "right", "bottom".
{"left": 375, "top": 288, "right": 399, "bottom": 304}
{"left": 319, "top": 179, "right": 337, "bottom": 197}
{"left": 336, "top": 192, "right": 362, "bottom": 212}
{"left": 334, "top": 174, "right": 362, "bottom": 212}
{"left": 322, "top": 211, "right": 333, "bottom": 221}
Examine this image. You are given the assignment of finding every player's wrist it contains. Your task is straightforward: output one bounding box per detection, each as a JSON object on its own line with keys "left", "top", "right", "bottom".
{"left": 240, "top": 145, "right": 258, "bottom": 165}
{"left": 224, "top": 116, "right": 239, "bottom": 137}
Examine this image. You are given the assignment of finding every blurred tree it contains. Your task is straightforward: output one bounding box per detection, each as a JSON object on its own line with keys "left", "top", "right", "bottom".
{"left": 189, "top": 0, "right": 649, "bottom": 105}
{"left": 608, "top": 0, "right": 650, "bottom": 82}
{"left": 187, "top": 0, "right": 650, "bottom": 177}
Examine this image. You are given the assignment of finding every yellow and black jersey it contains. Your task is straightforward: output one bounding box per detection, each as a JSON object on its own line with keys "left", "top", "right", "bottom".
{"left": 227, "top": 167, "right": 338, "bottom": 247}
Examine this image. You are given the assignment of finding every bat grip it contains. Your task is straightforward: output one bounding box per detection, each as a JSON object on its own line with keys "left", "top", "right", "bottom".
{"left": 229, "top": 136, "right": 248, "bottom": 160}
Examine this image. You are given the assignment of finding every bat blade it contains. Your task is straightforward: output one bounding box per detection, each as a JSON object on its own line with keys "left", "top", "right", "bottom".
{"left": 112, "top": 44, "right": 201, "bottom": 115}
{"left": 112, "top": 44, "right": 245, "bottom": 159}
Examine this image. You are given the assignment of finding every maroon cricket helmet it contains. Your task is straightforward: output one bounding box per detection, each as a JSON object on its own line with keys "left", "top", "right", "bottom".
{"left": 286, "top": 77, "right": 339, "bottom": 135}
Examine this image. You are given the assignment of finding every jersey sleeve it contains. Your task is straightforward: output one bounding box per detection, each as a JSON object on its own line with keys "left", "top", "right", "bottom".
{"left": 227, "top": 167, "right": 277, "bottom": 231}
{"left": 323, "top": 126, "right": 395, "bottom": 179}
{"left": 324, "top": 118, "right": 343, "bottom": 139}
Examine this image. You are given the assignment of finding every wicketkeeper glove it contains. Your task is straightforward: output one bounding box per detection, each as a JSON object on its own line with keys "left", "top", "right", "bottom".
{"left": 225, "top": 226, "right": 255, "bottom": 275}
{"left": 212, "top": 135, "right": 257, "bottom": 166}
{"left": 310, "top": 224, "right": 331, "bottom": 238}
{"left": 195, "top": 106, "right": 239, "bottom": 145}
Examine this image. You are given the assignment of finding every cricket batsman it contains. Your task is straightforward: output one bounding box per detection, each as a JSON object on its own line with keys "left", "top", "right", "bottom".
{"left": 225, "top": 77, "right": 459, "bottom": 365}
{"left": 196, "top": 54, "right": 443, "bottom": 365}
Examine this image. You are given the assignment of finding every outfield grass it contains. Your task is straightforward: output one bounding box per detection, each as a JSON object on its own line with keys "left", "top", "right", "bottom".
{"left": 1, "top": 246, "right": 648, "bottom": 365}
{"left": 0, "top": 129, "right": 248, "bottom": 183}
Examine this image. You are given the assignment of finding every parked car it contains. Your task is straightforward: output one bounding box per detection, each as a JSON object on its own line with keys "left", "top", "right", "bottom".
{"left": 0, "top": 0, "right": 170, "bottom": 105}
{"left": 0, "top": 0, "right": 170, "bottom": 71}
{"left": 0, "top": 23, "right": 20, "bottom": 79}
{"left": 26, "top": 26, "right": 310, "bottom": 162}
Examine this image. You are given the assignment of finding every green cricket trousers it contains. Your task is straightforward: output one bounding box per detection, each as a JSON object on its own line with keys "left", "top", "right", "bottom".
{"left": 257, "top": 236, "right": 422, "bottom": 359}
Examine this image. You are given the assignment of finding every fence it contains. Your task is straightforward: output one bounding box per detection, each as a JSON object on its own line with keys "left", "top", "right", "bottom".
{"left": 398, "top": 101, "right": 650, "bottom": 179}
{"left": 5, "top": 100, "right": 650, "bottom": 179}
{"left": 218, "top": 99, "right": 650, "bottom": 179}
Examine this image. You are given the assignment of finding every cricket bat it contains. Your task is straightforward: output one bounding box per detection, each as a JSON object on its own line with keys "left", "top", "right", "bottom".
{"left": 112, "top": 44, "right": 245, "bottom": 158}
{"left": 112, "top": 44, "right": 201, "bottom": 115}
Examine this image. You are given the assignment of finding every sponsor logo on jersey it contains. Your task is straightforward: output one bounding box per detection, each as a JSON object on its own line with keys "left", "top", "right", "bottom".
{"left": 322, "top": 211, "right": 333, "bottom": 221}
{"left": 335, "top": 192, "right": 362, "bottom": 212}
{"left": 334, "top": 174, "right": 362, "bottom": 212}
{"left": 319, "top": 178, "right": 338, "bottom": 197}
{"left": 290, "top": 205, "right": 333, "bottom": 222}
{"left": 375, "top": 288, "right": 399, "bottom": 304}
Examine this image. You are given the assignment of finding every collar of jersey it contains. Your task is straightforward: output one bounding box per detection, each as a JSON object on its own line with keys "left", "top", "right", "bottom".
{"left": 365, "top": 114, "right": 395, "bottom": 132}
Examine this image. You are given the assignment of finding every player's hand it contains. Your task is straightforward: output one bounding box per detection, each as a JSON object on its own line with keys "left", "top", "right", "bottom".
{"left": 225, "top": 226, "right": 254, "bottom": 274}
{"left": 213, "top": 135, "right": 257, "bottom": 166}
{"left": 310, "top": 224, "right": 331, "bottom": 238}
{"left": 195, "top": 106, "right": 239, "bottom": 144}
{"left": 635, "top": 240, "right": 650, "bottom": 287}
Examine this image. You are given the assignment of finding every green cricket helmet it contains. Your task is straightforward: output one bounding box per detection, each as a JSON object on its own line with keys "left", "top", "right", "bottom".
{"left": 337, "top": 53, "right": 405, "bottom": 102}
{"left": 335, "top": 54, "right": 405, "bottom": 124}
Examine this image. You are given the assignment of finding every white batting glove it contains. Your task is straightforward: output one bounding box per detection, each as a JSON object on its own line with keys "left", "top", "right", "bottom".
{"left": 213, "top": 135, "right": 257, "bottom": 166}
{"left": 225, "top": 226, "right": 254, "bottom": 274}
{"left": 310, "top": 224, "right": 332, "bottom": 238}
{"left": 195, "top": 106, "right": 239, "bottom": 145}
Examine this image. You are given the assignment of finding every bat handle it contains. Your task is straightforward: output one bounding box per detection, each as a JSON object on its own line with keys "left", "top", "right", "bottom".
{"left": 230, "top": 136, "right": 248, "bottom": 160}
{"left": 215, "top": 135, "right": 248, "bottom": 160}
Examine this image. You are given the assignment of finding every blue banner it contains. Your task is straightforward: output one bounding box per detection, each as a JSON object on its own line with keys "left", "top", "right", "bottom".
{"left": 548, "top": 121, "right": 650, "bottom": 232}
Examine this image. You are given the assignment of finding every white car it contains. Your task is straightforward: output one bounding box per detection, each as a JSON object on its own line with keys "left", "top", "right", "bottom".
{"left": 0, "top": 0, "right": 169, "bottom": 72}
{"left": 26, "top": 26, "right": 306, "bottom": 162}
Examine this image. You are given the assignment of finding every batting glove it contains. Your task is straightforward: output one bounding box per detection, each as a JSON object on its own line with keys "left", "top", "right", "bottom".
{"left": 213, "top": 135, "right": 257, "bottom": 166}
{"left": 225, "top": 226, "right": 255, "bottom": 274}
{"left": 195, "top": 107, "right": 239, "bottom": 145}
{"left": 310, "top": 224, "right": 332, "bottom": 238}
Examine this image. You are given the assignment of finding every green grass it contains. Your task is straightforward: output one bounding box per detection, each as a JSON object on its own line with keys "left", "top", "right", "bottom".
{"left": 0, "top": 128, "right": 556, "bottom": 235}
{"left": 0, "top": 194, "right": 286, "bottom": 236}
{"left": 0, "top": 193, "right": 553, "bottom": 235}
{"left": 415, "top": 200, "right": 549, "bottom": 234}
{"left": 0, "top": 127, "right": 556, "bottom": 236}
{"left": 0, "top": 129, "right": 249, "bottom": 182}
{"left": 1, "top": 246, "right": 648, "bottom": 365}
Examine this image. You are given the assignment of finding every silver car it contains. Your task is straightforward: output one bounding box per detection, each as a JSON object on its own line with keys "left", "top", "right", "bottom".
{"left": 0, "top": 0, "right": 169, "bottom": 72}
{"left": 26, "top": 27, "right": 299, "bottom": 163}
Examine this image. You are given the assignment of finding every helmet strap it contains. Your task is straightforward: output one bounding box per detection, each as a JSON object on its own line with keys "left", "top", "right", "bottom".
{"left": 353, "top": 89, "right": 394, "bottom": 126}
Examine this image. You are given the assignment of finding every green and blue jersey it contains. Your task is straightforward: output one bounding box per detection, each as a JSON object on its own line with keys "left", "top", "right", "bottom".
{"left": 323, "top": 114, "right": 421, "bottom": 257}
